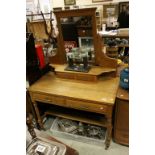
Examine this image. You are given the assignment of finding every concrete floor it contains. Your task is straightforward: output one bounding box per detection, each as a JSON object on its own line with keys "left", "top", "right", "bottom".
{"left": 43, "top": 117, "right": 129, "bottom": 155}
{"left": 27, "top": 117, "right": 128, "bottom": 155}
{"left": 46, "top": 131, "right": 129, "bottom": 155}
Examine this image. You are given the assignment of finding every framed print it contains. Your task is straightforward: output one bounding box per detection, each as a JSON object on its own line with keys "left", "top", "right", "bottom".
{"left": 103, "top": 4, "right": 119, "bottom": 18}
{"left": 64, "top": 0, "right": 76, "bottom": 5}
{"left": 119, "top": 2, "right": 129, "bottom": 14}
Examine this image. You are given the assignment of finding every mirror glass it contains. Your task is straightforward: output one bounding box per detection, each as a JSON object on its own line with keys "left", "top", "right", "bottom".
{"left": 60, "top": 16, "right": 95, "bottom": 66}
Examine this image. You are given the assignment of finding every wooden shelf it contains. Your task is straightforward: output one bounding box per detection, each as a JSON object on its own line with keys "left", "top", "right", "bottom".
{"left": 51, "top": 64, "right": 116, "bottom": 81}
{"left": 105, "top": 45, "right": 129, "bottom": 48}
{"left": 102, "top": 35, "right": 129, "bottom": 38}
{"left": 44, "top": 105, "right": 107, "bottom": 127}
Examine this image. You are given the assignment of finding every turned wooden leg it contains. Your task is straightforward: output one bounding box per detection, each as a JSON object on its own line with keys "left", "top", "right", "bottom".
{"left": 26, "top": 113, "right": 36, "bottom": 139}
{"left": 33, "top": 101, "right": 44, "bottom": 129}
{"left": 105, "top": 117, "right": 112, "bottom": 150}
{"left": 26, "top": 91, "right": 39, "bottom": 128}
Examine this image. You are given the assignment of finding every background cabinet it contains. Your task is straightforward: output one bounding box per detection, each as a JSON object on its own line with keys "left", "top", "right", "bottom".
{"left": 113, "top": 87, "right": 129, "bottom": 145}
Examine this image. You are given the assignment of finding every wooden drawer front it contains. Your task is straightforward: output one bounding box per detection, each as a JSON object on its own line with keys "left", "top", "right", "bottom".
{"left": 32, "top": 93, "right": 52, "bottom": 102}
{"left": 56, "top": 72, "right": 75, "bottom": 79}
{"left": 52, "top": 96, "right": 65, "bottom": 105}
{"left": 66, "top": 99, "right": 107, "bottom": 114}
{"left": 56, "top": 72, "right": 96, "bottom": 81}
{"left": 32, "top": 93, "right": 65, "bottom": 106}
{"left": 76, "top": 74, "right": 96, "bottom": 81}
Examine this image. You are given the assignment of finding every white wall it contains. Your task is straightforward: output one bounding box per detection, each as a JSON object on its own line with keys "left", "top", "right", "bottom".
{"left": 27, "top": 0, "right": 129, "bottom": 13}
{"left": 50, "top": 0, "right": 129, "bottom": 9}
{"left": 50, "top": 0, "right": 129, "bottom": 28}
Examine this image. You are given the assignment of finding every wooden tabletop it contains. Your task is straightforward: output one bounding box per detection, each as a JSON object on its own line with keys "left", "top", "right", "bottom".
{"left": 116, "top": 86, "right": 129, "bottom": 101}
{"left": 29, "top": 72, "right": 119, "bottom": 105}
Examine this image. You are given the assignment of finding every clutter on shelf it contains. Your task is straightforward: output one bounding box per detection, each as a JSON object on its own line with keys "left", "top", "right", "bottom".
{"left": 50, "top": 117, "right": 107, "bottom": 145}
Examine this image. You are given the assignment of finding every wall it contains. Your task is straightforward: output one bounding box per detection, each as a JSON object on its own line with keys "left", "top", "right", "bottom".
{"left": 26, "top": 0, "right": 129, "bottom": 29}
{"left": 50, "top": 0, "right": 129, "bottom": 9}
{"left": 27, "top": 0, "right": 129, "bottom": 13}
{"left": 50, "top": 0, "right": 129, "bottom": 28}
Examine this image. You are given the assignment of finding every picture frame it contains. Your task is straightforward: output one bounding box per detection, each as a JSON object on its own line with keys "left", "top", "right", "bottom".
{"left": 64, "top": 0, "right": 76, "bottom": 5}
{"left": 92, "top": 0, "right": 111, "bottom": 3}
{"left": 119, "top": 2, "right": 129, "bottom": 14}
{"left": 103, "top": 4, "right": 119, "bottom": 18}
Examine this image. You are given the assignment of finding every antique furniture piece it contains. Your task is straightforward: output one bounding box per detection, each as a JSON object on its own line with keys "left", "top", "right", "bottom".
{"left": 114, "top": 86, "right": 129, "bottom": 145}
{"left": 28, "top": 8, "right": 120, "bottom": 150}
{"left": 28, "top": 69, "right": 119, "bottom": 149}
{"left": 26, "top": 114, "right": 79, "bottom": 155}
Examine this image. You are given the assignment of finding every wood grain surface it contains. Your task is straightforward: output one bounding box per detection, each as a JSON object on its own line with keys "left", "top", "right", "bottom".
{"left": 29, "top": 72, "right": 119, "bottom": 105}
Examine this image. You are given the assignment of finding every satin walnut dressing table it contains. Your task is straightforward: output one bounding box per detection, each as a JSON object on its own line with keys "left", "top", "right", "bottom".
{"left": 28, "top": 67, "right": 119, "bottom": 149}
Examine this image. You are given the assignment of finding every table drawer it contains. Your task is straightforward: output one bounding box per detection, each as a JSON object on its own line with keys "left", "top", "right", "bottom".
{"left": 32, "top": 93, "right": 65, "bottom": 106}
{"left": 52, "top": 96, "right": 65, "bottom": 105}
{"left": 66, "top": 99, "right": 107, "bottom": 114}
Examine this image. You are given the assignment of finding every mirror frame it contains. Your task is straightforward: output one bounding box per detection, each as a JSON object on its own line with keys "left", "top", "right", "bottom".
{"left": 51, "top": 8, "right": 99, "bottom": 65}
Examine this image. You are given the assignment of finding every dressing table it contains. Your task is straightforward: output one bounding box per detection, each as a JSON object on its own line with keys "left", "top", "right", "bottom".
{"left": 28, "top": 8, "right": 119, "bottom": 150}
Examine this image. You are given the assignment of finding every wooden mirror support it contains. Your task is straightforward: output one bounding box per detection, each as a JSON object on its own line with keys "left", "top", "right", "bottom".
{"left": 96, "top": 34, "right": 117, "bottom": 68}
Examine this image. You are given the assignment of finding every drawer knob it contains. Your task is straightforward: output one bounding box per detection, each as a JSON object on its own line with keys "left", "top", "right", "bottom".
{"left": 100, "top": 107, "right": 104, "bottom": 110}
{"left": 46, "top": 98, "right": 51, "bottom": 102}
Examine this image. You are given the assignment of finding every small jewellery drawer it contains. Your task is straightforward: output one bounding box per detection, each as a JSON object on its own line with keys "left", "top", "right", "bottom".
{"left": 32, "top": 93, "right": 65, "bottom": 106}
{"left": 66, "top": 99, "right": 107, "bottom": 114}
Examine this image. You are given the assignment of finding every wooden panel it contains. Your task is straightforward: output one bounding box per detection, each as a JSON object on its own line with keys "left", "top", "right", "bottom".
{"left": 31, "top": 93, "right": 52, "bottom": 102}
{"left": 66, "top": 99, "right": 107, "bottom": 114}
{"left": 53, "top": 64, "right": 116, "bottom": 81}
{"left": 76, "top": 74, "right": 96, "bottom": 81}
{"left": 115, "top": 99, "right": 129, "bottom": 130}
{"left": 56, "top": 72, "right": 75, "bottom": 79}
{"left": 114, "top": 130, "right": 129, "bottom": 145}
{"left": 56, "top": 72, "right": 97, "bottom": 81}
{"left": 52, "top": 63, "right": 116, "bottom": 75}
{"left": 114, "top": 96, "right": 129, "bottom": 145}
